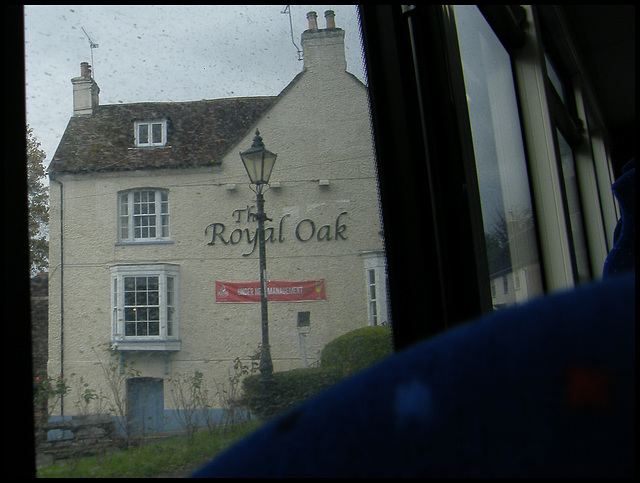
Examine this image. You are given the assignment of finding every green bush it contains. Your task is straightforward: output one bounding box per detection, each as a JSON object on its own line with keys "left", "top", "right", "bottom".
{"left": 320, "top": 325, "right": 393, "bottom": 375}
{"left": 243, "top": 325, "right": 393, "bottom": 420}
{"left": 242, "top": 367, "right": 343, "bottom": 419}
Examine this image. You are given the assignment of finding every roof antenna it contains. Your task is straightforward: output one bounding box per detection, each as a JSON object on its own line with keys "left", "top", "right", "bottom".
{"left": 281, "top": 5, "right": 303, "bottom": 61}
{"left": 81, "top": 27, "right": 99, "bottom": 78}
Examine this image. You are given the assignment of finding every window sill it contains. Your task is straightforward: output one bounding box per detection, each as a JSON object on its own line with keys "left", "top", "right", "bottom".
{"left": 110, "top": 339, "right": 181, "bottom": 351}
{"left": 115, "top": 240, "right": 174, "bottom": 246}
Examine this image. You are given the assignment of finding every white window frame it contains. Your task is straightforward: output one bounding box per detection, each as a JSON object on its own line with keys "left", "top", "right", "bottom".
{"left": 362, "top": 251, "right": 389, "bottom": 326}
{"left": 134, "top": 119, "right": 167, "bottom": 147}
{"left": 118, "top": 188, "right": 170, "bottom": 243}
{"left": 110, "top": 264, "right": 180, "bottom": 351}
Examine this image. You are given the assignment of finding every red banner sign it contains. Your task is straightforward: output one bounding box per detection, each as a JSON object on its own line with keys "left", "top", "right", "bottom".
{"left": 215, "top": 280, "right": 326, "bottom": 303}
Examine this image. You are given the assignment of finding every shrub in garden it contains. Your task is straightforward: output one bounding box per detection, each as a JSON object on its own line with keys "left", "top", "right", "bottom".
{"left": 243, "top": 325, "right": 393, "bottom": 420}
{"left": 320, "top": 325, "right": 393, "bottom": 376}
{"left": 242, "top": 367, "right": 344, "bottom": 420}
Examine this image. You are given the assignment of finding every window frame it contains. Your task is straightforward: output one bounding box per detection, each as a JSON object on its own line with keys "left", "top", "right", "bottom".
{"left": 134, "top": 119, "right": 168, "bottom": 147}
{"left": 367, "top": 268, "right": 378, "bottom": 325}
{"left": 110, "top": 264, "right": 180, "bottom": 351}
{"left": 359, "top": 5, "right": 494, "bottom": 347}
{"left": 450, "top": 4, "right": 546, "bottom": 312}
{"left": 118, "top": 188, "right": 171, "bottom": 244}
{"left": 362, "top": 251, "right": 389, "bottom": 327}
{"left": 514, "top": 5, "right": 615, "bottom": 288}
{"left": 359, "top": 4, "right": 620, "bottom": 347}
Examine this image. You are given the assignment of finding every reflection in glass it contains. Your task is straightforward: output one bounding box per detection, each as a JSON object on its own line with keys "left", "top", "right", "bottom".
{"left": 454, "top": 5, "right": 544, "bottom": 309}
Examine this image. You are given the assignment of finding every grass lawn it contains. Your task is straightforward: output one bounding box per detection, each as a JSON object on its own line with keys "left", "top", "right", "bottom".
{"left": 36, "top": 420, "right": 261, "bottom": 478}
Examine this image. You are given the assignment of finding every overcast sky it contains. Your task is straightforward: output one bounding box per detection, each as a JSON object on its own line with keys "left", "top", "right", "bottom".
{"left": 24, "top": 5, "right": 365, "bottom": 170}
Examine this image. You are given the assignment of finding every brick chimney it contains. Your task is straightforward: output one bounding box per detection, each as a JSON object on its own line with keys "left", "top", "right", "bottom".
{"left": 301, "top": 10, "right": 346, "bottom": 74}
{"left": 71, "top": 62, "right": 100, "bottom": 116}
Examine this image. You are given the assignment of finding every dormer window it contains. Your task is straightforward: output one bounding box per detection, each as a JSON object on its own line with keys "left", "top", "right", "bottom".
{"left": 135, "top": 120, "right": 167, "bottom": 147}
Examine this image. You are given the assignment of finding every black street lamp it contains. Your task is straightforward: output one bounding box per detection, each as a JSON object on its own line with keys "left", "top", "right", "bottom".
{"left": 239, "top": 130, "right": 277, "bottom": 381}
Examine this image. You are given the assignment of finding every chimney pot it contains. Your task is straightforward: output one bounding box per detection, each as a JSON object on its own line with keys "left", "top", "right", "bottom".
{"left": 301, "top": 10, "right": 346, "bottom": 74}
{"left": 80, "top": 61, "right": 92, "bottom": 78}
{"left": 72, "top": 62, "right": 100, "bottom": 115}
{"left": 307, "top": 11, "right": 318, "bottom": 31}
{"left": 325, "top": 10, "right": 336, "bottom": 29}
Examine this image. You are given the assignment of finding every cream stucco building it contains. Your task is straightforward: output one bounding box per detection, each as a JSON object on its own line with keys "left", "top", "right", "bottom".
{"left": 47, "top": 11, "right": 387, "bottom": 432}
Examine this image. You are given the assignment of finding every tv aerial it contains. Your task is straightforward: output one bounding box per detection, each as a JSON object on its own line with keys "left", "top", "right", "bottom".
{"left": 81, "top": 27, "right": 99, "bottom": 77}
{"left": 281, "top": 5, "right": 302, "bottom": 61}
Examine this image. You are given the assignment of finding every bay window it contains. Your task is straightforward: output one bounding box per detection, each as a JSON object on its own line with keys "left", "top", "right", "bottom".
{"left": 110, "top": 264, "right": 180, "bottom": 351}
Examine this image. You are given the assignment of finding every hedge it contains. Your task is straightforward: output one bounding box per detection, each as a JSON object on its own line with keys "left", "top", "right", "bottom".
{"left": 242, "top": 325, "right": 393, "bottom": 420}
{"left": 242, "top": 367, "right": 344, "bottom": 420}
{"left": 320, "top": 325, "right": 393, "bottom": 375}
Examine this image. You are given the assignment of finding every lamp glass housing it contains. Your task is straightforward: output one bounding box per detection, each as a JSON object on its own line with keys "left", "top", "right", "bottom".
{"left": 240, "top": 130, "right": 277, "bottom": 185}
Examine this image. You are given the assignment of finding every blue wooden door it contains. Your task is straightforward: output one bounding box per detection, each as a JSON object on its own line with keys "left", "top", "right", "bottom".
{"left": 127, "top": 377, "right": 164, "bottom": 435}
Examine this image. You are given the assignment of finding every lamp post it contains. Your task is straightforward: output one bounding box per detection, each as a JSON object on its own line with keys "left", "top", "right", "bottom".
{"left": 239, "top": 130, "right": 277, "bottom": 382}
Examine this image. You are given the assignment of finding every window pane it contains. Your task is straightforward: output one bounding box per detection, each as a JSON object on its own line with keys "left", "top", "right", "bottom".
{"left": 131, "top": 191, "right": 159, "bottom": 239}
{"left": 167, "top": 312, "right": 173, "bottom": 336}
{"left": 119, "top": 194, "right": 130, "bottom": 240}
{"left": 120, "top": 218, "right": 129, "bottom": 240}
{"left": 120, "top": 193, "right": 129, "bottom": 215}
{"left": 124, "top": 276, "right": 136, "bottom": 291}
{"left": 136, "top": 291, "right": 147, "bottom": 305}
{"left": 454, "top": 5, "right": 544, "bottom": 309}
{"left": 545, "top": 53, "right": 565, "bottom": 102}
{"left": 137, "top": 307, "right": 148, "bottom": 321}
{"left": 152, "top": 123, "right": 163, "bottom": 144}
{"left": 138, "top": 123, "right": 149, "bottom": 144}
{"left": 556, "top": 129, "right": 591, "bottom": 283}
{"left": 161, "top": 216, "right": 170, "bottom": 237}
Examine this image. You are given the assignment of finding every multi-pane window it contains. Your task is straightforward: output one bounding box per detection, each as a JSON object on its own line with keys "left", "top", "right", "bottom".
{"left": 166, "top": 277, "right": 175, "bottom": 336}
{"left": 110, "top": 264, "right": 179, "bottom": 349}
{"left": 135, "top": 120, "right": 167, "bottom": 147}
{"left": 367, "top": 269, "right": 378, "bottom": 326}
{"left": 362, "top": 251, "right": 389, "bottom": 326}
{"left": 124, "top": 276, "right": 160, "bottom": 336}
{"left": 119, "top": 189, "right": 170, "bottom": 242}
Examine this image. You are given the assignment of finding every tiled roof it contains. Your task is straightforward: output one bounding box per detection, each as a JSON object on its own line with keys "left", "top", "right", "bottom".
{"left": 49, "top": 96, "right": 276, "bottom": 174}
